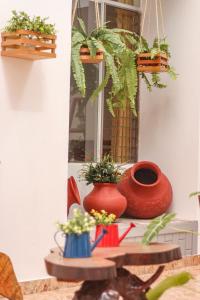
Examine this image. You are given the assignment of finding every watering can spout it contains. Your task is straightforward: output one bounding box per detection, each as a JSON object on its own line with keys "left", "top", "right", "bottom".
{"left": 91, "top": 229, "right": 108, "bottom": 251}
{"left": 118, "top": 222, "right": 136, "bottom": 245}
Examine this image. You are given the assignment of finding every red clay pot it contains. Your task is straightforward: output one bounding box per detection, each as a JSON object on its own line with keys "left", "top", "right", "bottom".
{"left": 117, "top": 161, "right": 173, "bottom": 219}
{"left": 83, "top": 183, "right": 127, "bottom": 218}
{"left": 67, "top": 176, "right": 81, "bottom": 214}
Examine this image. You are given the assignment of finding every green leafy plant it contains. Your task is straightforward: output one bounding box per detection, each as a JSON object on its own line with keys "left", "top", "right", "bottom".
{"left": 135, "top": 35, "right": 177, "bottom": 91}
{"left": 80, "top": 154, "right": 122, "bottom": 185}
{"left": 4, "top": 10, "right": 56, "bottom": 35}
{"left": 57, "top": 209, "right": 95, "bottom": 235}
{"left": 72, "top": 18, "right": 138, "bottom": 116}
{"left": 90, "top": 209, "right": 116, "bottom": 225}
{"left": 142, "top": 213, "right": 176, "bottom": 245}
{"left": 189, "top": 191, "right": 200, "bottom": 198}
{"left": 146, "top": 271, "right": 192, "bottom": 300}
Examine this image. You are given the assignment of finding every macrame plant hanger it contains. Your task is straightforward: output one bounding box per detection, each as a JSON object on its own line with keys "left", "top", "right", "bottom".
{"left": 72, "top": 0, "right": 103, "bottom": 63}
{"left": 137, "top": 0, "right": 168, "bottom": 73}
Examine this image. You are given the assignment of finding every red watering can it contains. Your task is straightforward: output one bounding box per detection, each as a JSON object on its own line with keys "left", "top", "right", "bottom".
{"left": 95, "top": 223, "right": 135, "bottom": 247}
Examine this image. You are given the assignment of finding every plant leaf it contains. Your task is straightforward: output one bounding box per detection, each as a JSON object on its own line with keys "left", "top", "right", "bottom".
{"left": 189, "top": 191, "right": 200, "bottom": 198}
{"left": 142, "top": 213, "right": 176, "bottom": 245}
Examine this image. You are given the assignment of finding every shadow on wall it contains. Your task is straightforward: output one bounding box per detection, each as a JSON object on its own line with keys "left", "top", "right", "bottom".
{"left": 1, "top": 57, "right": 45, "bottom": 112}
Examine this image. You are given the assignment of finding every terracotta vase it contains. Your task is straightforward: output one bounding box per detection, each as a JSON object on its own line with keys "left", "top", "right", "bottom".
{"left": 117, "top": 161, "right": 173, "bottom": 219}
{"left": 83, "top": 183, "right": 127, "bottom": 218}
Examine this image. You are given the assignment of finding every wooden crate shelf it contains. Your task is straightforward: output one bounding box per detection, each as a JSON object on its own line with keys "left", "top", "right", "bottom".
{"left": 1, "top": 30, "right": 56, "bottom": 60}
{"left": 137, "top": 52, "right": 168, "bottom": 73}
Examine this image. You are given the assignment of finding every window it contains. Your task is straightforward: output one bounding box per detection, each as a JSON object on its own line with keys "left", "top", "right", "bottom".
{"left": 69, "top": 0, "right": 140, "bottom": 163}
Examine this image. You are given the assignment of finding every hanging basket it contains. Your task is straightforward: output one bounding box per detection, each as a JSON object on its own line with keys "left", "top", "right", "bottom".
{"left": 137, "top": 52, "right": 168, "bottom": 73}
{"left": 80, "top": 47, "right": 103, "bottom": 64}
{"left": 1, "top": 30, "right": 56, "bottom": 60}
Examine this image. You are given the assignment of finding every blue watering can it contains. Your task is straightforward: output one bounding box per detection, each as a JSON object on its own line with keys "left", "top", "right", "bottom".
{"left": 54, "top": 229, "right": 107, "bottom": 258}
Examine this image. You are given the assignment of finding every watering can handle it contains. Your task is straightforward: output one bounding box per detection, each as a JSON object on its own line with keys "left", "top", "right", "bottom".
{"left": 54, "top": 231, "right": 64, "bottom": 255}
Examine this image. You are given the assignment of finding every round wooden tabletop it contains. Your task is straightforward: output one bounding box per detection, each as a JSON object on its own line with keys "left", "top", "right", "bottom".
{"left": 45, "top": 242, "right": 181, "bottom": 281}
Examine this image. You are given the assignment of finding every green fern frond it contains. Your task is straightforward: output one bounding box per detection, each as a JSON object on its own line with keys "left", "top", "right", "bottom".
{"left": 168, "top": 66, "right": 178, "bottom": 80}
{"left": 71, "top": 45, "right": 86, "bottom": 97}
{"left": 86, "top": 39, "right": 98, "bottom": 57}
{"left": 140, "top": 73, "right": 152, "bottom": 91}
{"left": 150, "top": 48, "right": 160, "bottom": 59}
{"left": 104, "top": 52, "right": 121, "bottom": 94}
{"left": 90, "top": 67, "right": 110, "bottom": 102}
{"left": 77, "top": 17, "right": 87, "bottom": 35}
{"left": 142, "top": 213, "right": 176, "bottom": 245}
{"left": 71, "top": 30, "right": 86, "bottom": 47}
{"left": 152, "top": 73, "right": 167, "bottom": 89}
{"left": 106, "top": 98, "right": 115, "bottom": 117}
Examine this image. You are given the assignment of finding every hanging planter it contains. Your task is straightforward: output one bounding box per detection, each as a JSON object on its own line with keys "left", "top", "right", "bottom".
{"left": 137, "top": 52, "right": 168, "bottom": 73}
{"left": 80, "top": 46, "right": 103, "bottom": 64}
{"left": 71, "top": 0, "right": 138, "bottom": 116}
{"left": 133, "top": 0, "right": 177, "bottom": 88}
{"left": 1, "top": 11, "right": 56, "bottom": 60}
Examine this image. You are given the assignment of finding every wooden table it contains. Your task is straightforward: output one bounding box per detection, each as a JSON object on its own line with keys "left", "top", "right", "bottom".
{"left": 45, "top": 242, "right": 181, "bottom": 300}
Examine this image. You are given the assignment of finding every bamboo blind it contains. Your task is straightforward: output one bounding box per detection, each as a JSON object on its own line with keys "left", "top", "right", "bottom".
{"left": 111, "top": 2, "right": 140, "bottom": 163}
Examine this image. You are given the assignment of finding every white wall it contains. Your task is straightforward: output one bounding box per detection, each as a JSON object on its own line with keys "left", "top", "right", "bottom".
{"left": 139, "top": 0, "right": 200, "bottom": 220}
{"left": 0, "top": 0, "right": 72, "bottom": 281}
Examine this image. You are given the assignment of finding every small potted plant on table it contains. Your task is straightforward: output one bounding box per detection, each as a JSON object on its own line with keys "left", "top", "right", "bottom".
{"left": 80, "top": 155, "right": 127, "bottom": 218}
{"left": 55, "top": 209, "right": 107, "bottom": 258}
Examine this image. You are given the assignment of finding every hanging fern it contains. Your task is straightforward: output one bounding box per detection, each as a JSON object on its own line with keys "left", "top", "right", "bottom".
{"left": 134, "top": 34, "right": 177, "bottom": 90}
{"left": 71, "top": 18, "right": 138, "bottom": 115}
{"left": 142, "top": 213, "right": 176, "bottom": 245}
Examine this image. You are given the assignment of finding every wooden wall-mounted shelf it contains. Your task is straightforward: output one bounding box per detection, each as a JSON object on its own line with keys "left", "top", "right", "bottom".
{"left": 1, "top": 30, "right": 56, "bottom": 60}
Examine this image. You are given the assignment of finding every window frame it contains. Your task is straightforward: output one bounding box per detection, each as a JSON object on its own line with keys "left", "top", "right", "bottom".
{"left": 70, "top": 0, "right": 141, "bottom": 163}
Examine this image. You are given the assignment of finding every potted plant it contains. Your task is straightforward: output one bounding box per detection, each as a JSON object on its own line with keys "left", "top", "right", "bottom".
{"left": 80, "top": 155, "right": 127, "bottom": 218}
{"left": 1, "top": 10, "right": 56, "bottom": 60}
{"left": 55, "top": 209, "right": 107, "bottom": 258}
{"left": 91, "top": 209, "right": 135, "bottom": 247}
{"left": 134, "top": 35, "right": 177, "bottom": 90}
{"left": 72, "top": 18, "right": 138, "bottom": 116}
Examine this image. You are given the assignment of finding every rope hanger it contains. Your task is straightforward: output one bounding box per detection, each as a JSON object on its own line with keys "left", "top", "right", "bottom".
{"left": 72, "top": 0, "right": 101, "bottom": 28}
{"left": 140, "top": 0, "right": 165, "bottom": 50}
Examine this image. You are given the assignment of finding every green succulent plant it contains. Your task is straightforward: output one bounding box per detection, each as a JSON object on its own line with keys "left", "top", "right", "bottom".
{"left": 71, "top": 18, "right": 138, "bottom": 116}
{"left": 80, "top": 154, "right": 122, "bottom": 185}
{"left": 4, "top": 10, "right": 56, "bottom": 35}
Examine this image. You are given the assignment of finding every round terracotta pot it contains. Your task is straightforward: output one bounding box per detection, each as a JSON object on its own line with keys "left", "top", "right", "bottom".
{"left": 83, "top": 183, "right": 127, "bottom": 218}
{"left": 117, "top": 161, "right": 173, "bottom": 219}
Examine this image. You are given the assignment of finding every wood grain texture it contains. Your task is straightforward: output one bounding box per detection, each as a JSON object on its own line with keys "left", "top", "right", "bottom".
{"left": 137, "top": 53, "right": 168, "bottom": 73}
{"left": 45, "top": 242, "right": 181, "bottom": 281}
{"left": 0, "top": 252, "right": 23, "bottom": 300}
{"left": 1, "top": 30, "right": 56, "bottom": 60}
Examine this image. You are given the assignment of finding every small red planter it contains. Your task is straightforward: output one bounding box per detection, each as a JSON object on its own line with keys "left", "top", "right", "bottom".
{"left": 83, "top": 183, "right": 127, "bottom": 218}
{"left": 95, "top": 223, "right": 135, "bottom": 247}
{"left": 118, "top": 161, "right": 173, "bottom": 219}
